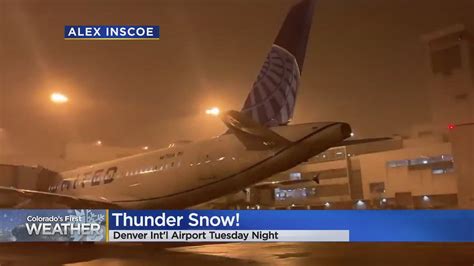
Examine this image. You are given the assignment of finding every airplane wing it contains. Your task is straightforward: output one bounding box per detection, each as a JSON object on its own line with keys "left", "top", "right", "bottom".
{"left": 253, "top": 179, "right": 315, "bottom": 189}
{"left": 221, "top": 110, "right": 292, "bottom": 150}
{"left": 253, "top": 173, "right": 320, "bottom": 189}
{"left": 0, "top": 186, "right": 119, "bottom": 209}
{"left": 339, "top": 137, "right": 392, "bottom": 146}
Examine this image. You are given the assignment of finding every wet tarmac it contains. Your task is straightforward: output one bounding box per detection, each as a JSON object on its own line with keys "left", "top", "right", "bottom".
{"left": 0, "top": 242, "right": 472, "bottom": 265}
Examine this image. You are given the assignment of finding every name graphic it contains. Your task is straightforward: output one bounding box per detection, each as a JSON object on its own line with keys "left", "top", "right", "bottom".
{"left": 64, "top": 26, "right": 160, "bottom": 40}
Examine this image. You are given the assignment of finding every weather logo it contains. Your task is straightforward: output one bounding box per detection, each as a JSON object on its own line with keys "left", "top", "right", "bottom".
{"left": 0, "top": 209, "right": 106, "bottom": 242}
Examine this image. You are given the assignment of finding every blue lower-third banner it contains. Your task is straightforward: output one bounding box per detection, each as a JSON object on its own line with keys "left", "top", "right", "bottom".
{"left": 0, "top": 210, "right": 473, "bottom": 242}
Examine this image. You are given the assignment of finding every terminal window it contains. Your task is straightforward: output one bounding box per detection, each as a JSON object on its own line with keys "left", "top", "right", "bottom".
{"left": 369, "top": 182, "right": 385, "bottom": 194}
{"left": 432, "top": 167, "right": 454, "bottom": 175}
{"left": 387, "top": 155, "right": 453, "bottom": 167}
{"left": 289, "top": 172, "right": 302, "bottom": 180}
{"left": 430, "top": 45, "right": 462, "bottom": 75}
{"left": 274, "top": 187, "right": 314, "bottom": 200}
{"left": 387, "top": 160, "right": 409, "bottom": 168}
{"left": 387, "top": 154, "right": 454, "bottom": 174}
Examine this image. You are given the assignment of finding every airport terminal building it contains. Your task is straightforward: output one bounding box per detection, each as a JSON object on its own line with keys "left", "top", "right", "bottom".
{"left": 238, "top": 135, "right": 457, "bottom": 210}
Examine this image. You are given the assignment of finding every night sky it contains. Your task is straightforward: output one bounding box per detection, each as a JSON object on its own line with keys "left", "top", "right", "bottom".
{"left": 1, "top": 0, "right": 473, "bottom": 156}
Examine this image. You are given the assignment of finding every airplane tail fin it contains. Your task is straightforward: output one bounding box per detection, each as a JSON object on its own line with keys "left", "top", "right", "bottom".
{"left": 241, "top": 0, "right": 316, "bottom": 127}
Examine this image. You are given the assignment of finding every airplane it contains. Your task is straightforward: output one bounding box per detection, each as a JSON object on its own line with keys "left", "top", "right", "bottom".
{"left": 0, "top": 0, "right": 382, "bottom": 209}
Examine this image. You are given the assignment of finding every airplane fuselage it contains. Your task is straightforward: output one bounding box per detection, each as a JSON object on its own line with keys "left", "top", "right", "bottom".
{"left": 53, "top": 122, "right": 351, "bottom": 209}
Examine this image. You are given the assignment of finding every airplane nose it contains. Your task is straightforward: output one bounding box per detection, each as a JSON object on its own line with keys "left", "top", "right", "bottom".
{"left": 340, "top": 123, "right": 352, "bottom": 138}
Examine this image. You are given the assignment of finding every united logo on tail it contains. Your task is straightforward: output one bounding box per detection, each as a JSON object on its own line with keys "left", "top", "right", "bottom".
{"left": 241, "top": 0, "right": 316, "bottom": 127}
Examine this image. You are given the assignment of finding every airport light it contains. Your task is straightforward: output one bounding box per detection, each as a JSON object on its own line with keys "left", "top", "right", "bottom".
{"left": 50, "top": 92, "right": 69, "bottom": 104}
{"left": 142, "top": 146, "right": 149, "bottom": 150}
{"left": 448, "top": 124, "right": 456, "bottom": 130}
{"left": 324, "top": 202, "right": 330, "bottom": 208}
{"left": 356, "top": 200, "right": 365, "bottom": 206}
{"left": 423, "top": 195, "right": 430, "bottom": 201}
{"left": 205, "top": 107, "right": 220, "bottom": 116}
{"left": 350, "top": 132, "right": 354, "bottom": 137}
{"left": 381, "top": 198, "right": 387, "bottom": 203}
{"left": 95, "top": 140, "right": 102, "bottom": 146}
